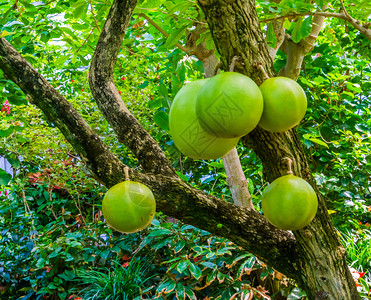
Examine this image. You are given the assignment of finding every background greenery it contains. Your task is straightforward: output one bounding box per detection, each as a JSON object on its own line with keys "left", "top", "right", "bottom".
{"left": 0, "top": 0, "right": 370, "bottom": 299}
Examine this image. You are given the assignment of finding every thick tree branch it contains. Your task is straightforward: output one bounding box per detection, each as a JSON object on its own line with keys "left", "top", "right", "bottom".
{"left": 89, "top": 0, "right": 176, "bottom": 177}
{"left": 0, "top": 30, "right": 299, "bottom": 282}
{"left": 197, "top": 0, "right": 275, "bottom": 85}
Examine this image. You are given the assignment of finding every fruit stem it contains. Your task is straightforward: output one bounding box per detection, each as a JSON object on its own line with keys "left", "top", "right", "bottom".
{"left": 229, "top": 56, "right": 240, "bottom": 72}
{"left": 257, "top": 63, "right": 270, "bottom": 81}
{"left": 283, "top": 157, "right": 294, "bottom": 175}
{"left": 124, "top": 166, "right": 130, "bottom": 181}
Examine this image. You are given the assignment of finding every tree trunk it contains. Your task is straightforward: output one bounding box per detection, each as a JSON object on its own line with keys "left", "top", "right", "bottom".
{"left": 197, "top": 0, "right": 359, "bottom": 298}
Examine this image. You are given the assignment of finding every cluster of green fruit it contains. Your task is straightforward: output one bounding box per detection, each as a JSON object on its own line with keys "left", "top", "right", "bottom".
{"left": 169, "top": 72, "right": 317, "bottom": 230}
{"left": 169, "top": 72, "right": 307, "bottom": 160}
{"left": 102, "top": 181, "right": 156, "bottom": 233}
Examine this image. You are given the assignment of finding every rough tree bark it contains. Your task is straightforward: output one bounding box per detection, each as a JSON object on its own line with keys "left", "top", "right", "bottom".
{"left": 196, "top": 0, "right": 359, "bottom": 299}
{"left": 0, "top": 0, "right": 361, "bottom": 298}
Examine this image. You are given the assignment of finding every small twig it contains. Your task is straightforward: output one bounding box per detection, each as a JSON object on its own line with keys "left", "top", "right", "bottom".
{"left": 282, "top": 157, "right": 294, "bottom": 175}
{"left": 135, "top": 7, "right": 207, "bottom": 25}
{"left": 139, "top": 13, "right": 192, "bottom": 53}
{"left": 76, "top": 28, "right": 95, "bottom": 54}
{"left": 339, "top": 0, "right": 350, "bottom": 18}
{"left": 257, "top": 63, "right": 270, "bottom": 80}
{"left": 229, "top": 56, "right": 240, "bottom": 72}
{"left": 22, "top": 190, "right": 36, "bottom": 233}
{"left": 90, "top": 0, "right": 101, "bottom": 33}
{"left": 124, "top": 166, "right": 130, "bottom": 181}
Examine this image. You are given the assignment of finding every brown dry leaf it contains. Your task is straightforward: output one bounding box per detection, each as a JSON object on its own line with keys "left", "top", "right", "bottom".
{"left": 133, "top": 20, "right": 145, "bottom": 29}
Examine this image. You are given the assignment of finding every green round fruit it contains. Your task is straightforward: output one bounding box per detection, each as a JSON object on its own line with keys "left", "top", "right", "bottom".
{"left": 195, "top": 72, "right": 263, "bottom": 138}
{"left": 102, "top": 181, "right": 156, "bottom": 233}
{"left": 169, "top": 79, "right": 239, "bottom": 160}
{"left": 261, "top": 174, "right": 318, "bottom": 230}
{"left": 259, "top": 77, "right": 307, "bottom": 132}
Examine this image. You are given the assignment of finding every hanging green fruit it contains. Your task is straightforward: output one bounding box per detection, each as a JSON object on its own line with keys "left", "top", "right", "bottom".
{"left": 196, "top": 72, "right": 264, "bottom": 138}
{"left": 102, "top": 180, "right": 156, "bottom": 233}
{"left": 262, "top": 174, "right": 318, "bottom": 230}
{"left": 259, "top": 77, "right": 307, "bottom": 132}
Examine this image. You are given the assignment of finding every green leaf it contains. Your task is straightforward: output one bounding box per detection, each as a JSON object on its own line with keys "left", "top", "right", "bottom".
{"left": 267, "top": 23, "right": 277, "bottom": 48}
{"left": 164, "top": 23, "right": 190, "bottom": 48}
{"left": 139, "top": 80, "right": 149, "bottom": 89}
{"left": 206, "top": 269, "right": 217, "bottom": 284}
{"left": 0, "top": 127, "right": 14, "bottom": 137}
{"left": 247, "top": 178, "right": 254, "bottom": 195}
{"left": 174, "top": 240, "right": 186, "bottom": 253}
{"left": 176, "top": 259, "right": 190, "bottom": 273}
{"left": 153, "top": 110, "right": 169, "bottom": 131}
{"left": 0, "top": 169, "right": 12, "bottom": 186}
{"left": 283, "top": 18, "right": 291, "bottom": 30}
{"left": 200, "top": 261, "right": 216, "bottom": 268}
{"left": 148, "top": 228, "right": 173, "bottom": 236}
{"left": 175, "top": 283, "right": 186, "bottom": 300}
{"left": 288, "top": 287, "right": 307, "bottom": 299}
{"left": 5, "top": 154, "right": 20, "bottom": 169}
{"left": 72, "top": 1, "right": 87, "bottom": 19}
{"left": 0, "top": 30, "right": 13, "bottom": 38}
{"left": 58, "top": 270, "right": 76, "bottom": 281}
{"left": 303, "top": 134, "right": 329, "bottom": 148}
{"left": 291, "top": 18, "right": 303, "bottom": 43}
{"left": 300, "top": 16, "right": 312, "bottom": 39}
{"left": 188, "top": 262, "right": 202, "bottom": 280}
{"left": 137, "top": 0, "right": 165, "bottom": 9}
{"left": 167, "top": 1, "right": 193, "bottom": 15}
{"left": 22, "top": 1, "right": 38, "bottom": 12}
{"left": 156, "top": 279, "right": 176, "bottom": 294}
{"left": 148, "top": 97, "right": 162, "bottom": 108}
{"left": 159, "top": 83, "right": 169, "bottom": 101}
{"left": 54, "top": 55, "right": 70, "bottom": 66}
{"left": 315, "top": 0, "right": 324, "bottom": 8}
{"left": 99, "top": 249, "right": 111, "bottom": 259}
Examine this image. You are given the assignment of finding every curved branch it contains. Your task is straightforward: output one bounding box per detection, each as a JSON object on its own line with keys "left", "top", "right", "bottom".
{"left": 279, "top": 4, "right": 328, "bottom": 79}
{"left": 89, "top": 0, "right": 176, "bottom": 177}
{"left": 267, "top": 19, "right": 286, "bottom": 61}
{"left": 261, "top": 11, "right": 371, "bottom": 41}
{"left": 0, "top": 36, "right": 299, "bottom": 278}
